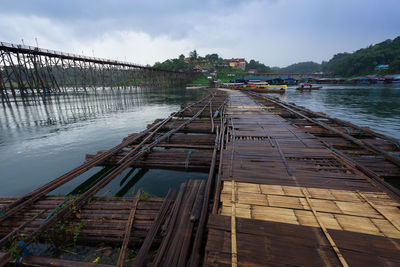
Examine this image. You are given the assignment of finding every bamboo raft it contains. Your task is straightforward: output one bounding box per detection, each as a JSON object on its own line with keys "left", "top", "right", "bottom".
{"left": 1, "top": 87, "right": 400, "bottom": 266}
{"left": 0, "top": 90, "right": 227, "bottom": 266}
{"left": 206, "top": 89, "right": 400, "bottom": 266}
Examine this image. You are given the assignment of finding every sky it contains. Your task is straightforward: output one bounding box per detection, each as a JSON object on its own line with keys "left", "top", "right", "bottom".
{"left": 0, "top": 0, "right": 399, "bottom": 67}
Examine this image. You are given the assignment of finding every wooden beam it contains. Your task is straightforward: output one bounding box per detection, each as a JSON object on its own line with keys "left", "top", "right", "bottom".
{"left": 132, "top": 189, "right": 175, "bottom": 267}
{"left": 116, "top": 190, "right": 141, "bottom": 267}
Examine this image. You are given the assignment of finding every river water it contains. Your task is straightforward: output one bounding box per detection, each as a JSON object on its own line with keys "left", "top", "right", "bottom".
{"left": 0, "top": 87, "right": 208, "bottom": 197}
{"left": 0, "top": 85, "right": 399, "bottom": 197}
{"left": 280, "top": 84, "right": 400, "bottom": 139}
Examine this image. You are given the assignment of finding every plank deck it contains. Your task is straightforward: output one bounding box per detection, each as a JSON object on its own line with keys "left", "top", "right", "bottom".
{"left": 205, "top": 90, "right": 400, "bottom": 266}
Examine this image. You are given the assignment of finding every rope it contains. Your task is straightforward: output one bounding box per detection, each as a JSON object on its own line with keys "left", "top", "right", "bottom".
{"left": 167, "top": 122, "right": 175, "bottom": 142}
{"left": 185, "top": 149, "right": 193, "bottom": 170}
{"left": 41, "top": 196, "right": 72, "bottom": 225}
{"left": 341, "top": 127, "right": 351, "bottom": 135}
{"left": 0, "top": 208, "right": 6, "bottom": 219}
{"left": 139, "top": 146, "right": 151, "bottom": 154}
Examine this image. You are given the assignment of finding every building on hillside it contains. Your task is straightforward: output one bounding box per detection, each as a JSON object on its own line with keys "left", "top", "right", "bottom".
{"left": 184, "top": 58, "right": 199, "bottom": 64}
{"left": 193, "top": 64, "right": 203, "bottom": 72}
{"left": 226, "top": 58, "right": 246, "bottom": 69}
{"left": 248, "top": 69, "right": 256, "bottom": 74}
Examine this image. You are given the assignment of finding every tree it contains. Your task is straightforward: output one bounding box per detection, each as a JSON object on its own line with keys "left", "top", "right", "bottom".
{"left": 322, "top": 36, "right": 400, "bottom": 76}
{"left": 204, "top": 53, "right": 221, "bottom": 63}
{"left": 277, "top": 61, "right": 322, "bottom": 73}
{"left": 189, "top": 50, "right": 198, "bottom": 60}
{"left": 245, "top": 59, "right": 271, "bottom": 72}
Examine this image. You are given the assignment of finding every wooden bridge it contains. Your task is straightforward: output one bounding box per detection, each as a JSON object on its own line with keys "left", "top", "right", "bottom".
{"left": 1, "top": 88, "right": 400, "bottom": 266}
{"left": 0, "top": 42, "right": 196, "bottom": 102}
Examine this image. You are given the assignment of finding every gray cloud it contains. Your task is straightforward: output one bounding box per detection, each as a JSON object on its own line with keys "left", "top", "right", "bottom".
{"left": 1, "top": 0, "right": 399, "bottom": 67}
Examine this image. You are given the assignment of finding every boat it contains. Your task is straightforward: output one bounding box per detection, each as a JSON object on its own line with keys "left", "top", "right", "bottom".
{"left": 248, "top": 88, "right": 286, "bottom": 94}
{"left": 296, "top": 83, "right": 322, "bottom": 90}
{"left": 186, "top": 86, "right": 207, "bottom": 89}
{"left": 248, "top": 82, "right": 287, "bottom": 90}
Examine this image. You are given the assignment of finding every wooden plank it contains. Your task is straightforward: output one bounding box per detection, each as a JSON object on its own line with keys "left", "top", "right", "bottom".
{"left": 116, "top": 190, "right": 140, "bottom": 267}
{"left": 301, "top": 188, "right": 349, "bottom": 267}
{"left": 231, "top": 181, "right": 238, "bottom": 267}
{"left": 133, "top": 189, "right": 175, "bottom": 267}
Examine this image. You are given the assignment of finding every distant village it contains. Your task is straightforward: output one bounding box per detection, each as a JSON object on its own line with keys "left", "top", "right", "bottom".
{"left": 184, "top": 57, "right": 247, "bottom": 72}
{"left": 183, "top": 56, "right": 400, "bottom": 85}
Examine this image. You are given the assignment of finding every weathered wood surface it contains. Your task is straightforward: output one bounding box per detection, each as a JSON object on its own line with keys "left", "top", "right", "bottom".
{"left": 205, "top": 89, "right": 400, "bottom": 266}
{"left": 0, "top": 90, "right": 228, "bottom": 266}
{"left": 0, "top": 196, "right": 163, "bottom": 245}
{"left": 205, "top": 214, "right": 400, "bottom": 267}
{"left": 245, "top": 91, "right": 400, "bottom": 179}
{"left": 86, "top": 148, "right": 214, "bottom": 172}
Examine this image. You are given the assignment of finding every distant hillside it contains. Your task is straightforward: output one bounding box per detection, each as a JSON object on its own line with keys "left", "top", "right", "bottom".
{"left": 272, "top": 36, "right": 400, "bottom": 77}
{"left": 246, "top": 59, "right": 271, "bottom": 72}
{"left": 322, "top": 36, "right": 400, "bottom": 77}
{"left": 273, "top": 61, "right": 322, "bottom": 73}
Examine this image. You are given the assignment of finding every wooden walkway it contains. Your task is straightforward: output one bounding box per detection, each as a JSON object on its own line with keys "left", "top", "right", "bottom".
{"left": 205, "top": 90, "right": 400, "bottom": 266}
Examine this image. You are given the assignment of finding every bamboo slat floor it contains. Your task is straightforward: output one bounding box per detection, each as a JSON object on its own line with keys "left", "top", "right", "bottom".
{"left": 205, "top": 89, "right": 400, "bottom": 266}
{"left": 0, "top": 196, "right": 164, "bottom": 245}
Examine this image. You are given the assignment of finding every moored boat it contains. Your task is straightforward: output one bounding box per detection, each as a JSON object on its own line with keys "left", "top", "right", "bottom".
{"left": 248, "top": 82, "right": 287, "bottom": 90}
{"left": 296, "top": 83, "right": 322, "bottom": 90}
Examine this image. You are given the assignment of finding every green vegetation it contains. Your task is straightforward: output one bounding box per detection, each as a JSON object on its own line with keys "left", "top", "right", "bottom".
{"left": 139, "top": 190, "right": 151, "bottom": 201}
{"left": 153, "top": 54, "right": 191, "bottom": 71}
{"left": 274, "top": 36, "right": 400, "bottom": 77}
{"left": 190, "top": 74, "right": 209, "bottom": 84}
{"left": 273, "top": 61, "right": 322, "bottom": 73}
{"left": 214, "top": 67, "right": 246, "bottom": 83}
{"left": 154, "top": 50, "right": 226, "bottom": 71}
{"left": 322, "top": 36, "right": 400, "bottom": 76}
{"left": 246, "top": 59, "right": 271, "bottom": 72}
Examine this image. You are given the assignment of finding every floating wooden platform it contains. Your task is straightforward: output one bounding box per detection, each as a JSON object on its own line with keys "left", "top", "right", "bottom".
{"left": 1, "top": 88, "right": 400, "bottom": 266}
{"left": 206, "top": 89, "right": 400, "bottom": 266}
{"left": 0, "top": 196, "right": 163, "bottom": 245}
{"left": 0, "top": 90, "right": 227, "bottom": 266}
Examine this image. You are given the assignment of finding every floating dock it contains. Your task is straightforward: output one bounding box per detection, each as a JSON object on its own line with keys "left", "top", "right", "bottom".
{"left": 0, "top": 90, "right": 227, "bottom": 266}
{"left": 205, "top": 89, "right": 400, "bottom": 266}
{"left": 1, "top": 88, "right": 400, "bottom": 266}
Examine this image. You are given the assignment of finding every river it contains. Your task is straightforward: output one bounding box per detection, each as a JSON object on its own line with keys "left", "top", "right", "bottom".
{"left": 0, "top": 87, "right": 208, "bottom": 197}
{"left": 0, "top": 84, "right": 399, "bottom": 197}
{"left": 280, "top": 84, "right": 400, "bottom": 139}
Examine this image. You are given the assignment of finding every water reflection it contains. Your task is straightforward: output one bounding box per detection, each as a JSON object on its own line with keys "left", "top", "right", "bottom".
{"left": 0, "top": 87, "right": 205, "bottom": 143}
{"left": 277, "top": 84, "right": 400, "bottom": 139}
{"left": 0, "top": 87, "right": 207, "bottom": 196}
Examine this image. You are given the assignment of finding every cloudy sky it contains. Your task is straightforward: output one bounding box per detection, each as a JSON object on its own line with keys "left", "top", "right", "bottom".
{"left": 1, "top": 0, "right": 399, "bottom": 67}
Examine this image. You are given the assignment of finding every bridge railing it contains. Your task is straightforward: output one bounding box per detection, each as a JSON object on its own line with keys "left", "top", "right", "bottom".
{"left": 0, "top": 41, "right": 184, "bottom": 73}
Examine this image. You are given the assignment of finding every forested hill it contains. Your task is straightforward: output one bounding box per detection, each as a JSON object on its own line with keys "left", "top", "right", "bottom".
{"left": 272, "top": 61, "right": 322, "bottom": 73}
{"left": 154, "top": 36, "right": 400, "bottom": 77}
{"left": 322, "top": 36, "right": 400, "bottom": 76}
{"left": 274, "top": 36, "right": 400, "bottom": 77}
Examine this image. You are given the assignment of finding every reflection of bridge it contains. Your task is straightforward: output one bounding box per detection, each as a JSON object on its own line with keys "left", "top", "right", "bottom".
{"left": 0, "top": 42, "right": 196, "bottom": 101}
